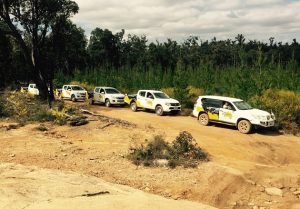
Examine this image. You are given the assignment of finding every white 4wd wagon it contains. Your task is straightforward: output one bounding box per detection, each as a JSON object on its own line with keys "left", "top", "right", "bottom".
{"left": 192, "top": 96, "right": 275, "bottom": 134}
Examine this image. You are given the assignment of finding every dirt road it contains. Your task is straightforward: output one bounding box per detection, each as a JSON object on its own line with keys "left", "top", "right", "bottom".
{"left": 0, "top": 103, "right": 299, "bottom": 209}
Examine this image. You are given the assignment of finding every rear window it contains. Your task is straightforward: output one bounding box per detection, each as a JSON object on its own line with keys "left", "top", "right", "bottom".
{"left": 201, "top": 98, "right": 222, "bottom": 108}
{"left": 139, "top": 91, "right": 146, "bottom": 97}
{"left": 71, "top": 86, "right": 84, "bottom": 91}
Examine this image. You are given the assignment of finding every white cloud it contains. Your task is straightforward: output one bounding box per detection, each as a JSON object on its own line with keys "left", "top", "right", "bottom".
{"left": 72, "top": 0, "right": 300, "bottom": 43}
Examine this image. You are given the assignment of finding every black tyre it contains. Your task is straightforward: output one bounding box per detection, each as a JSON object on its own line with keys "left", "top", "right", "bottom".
{"left": 198, "top": 112, "right": 209, "bottom": 126}
{"left": 105, "top": 99, "right": 111, "bottom": 107}
{"left": 71, "top": 95, "right": 76, "bottom": 102}
{"left": 130, "top": 102, "right": 137, "bottom": 112}
{"left": 237, "top": 119, "right": 252, "bottom": 134}
{"left": 155, "top": 105, "right": 164, "bottom": 116}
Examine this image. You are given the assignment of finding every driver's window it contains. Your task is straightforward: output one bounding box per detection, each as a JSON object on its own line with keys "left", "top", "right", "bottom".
{"left": 67, "top": 87, "right": 71, "bottom": 91}
{"left": 146, "top": 92, "right": 154, "bottom": 99}
{"left": 100, "top": 88, "right": 105, "bottom": 94}
{"left": 222, "top": 101, "right": 235, "bottom": 111}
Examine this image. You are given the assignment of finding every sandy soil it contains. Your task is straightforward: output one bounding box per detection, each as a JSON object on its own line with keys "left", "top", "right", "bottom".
{"left": 0, "top": 104, "right": 300, "bottom": 209}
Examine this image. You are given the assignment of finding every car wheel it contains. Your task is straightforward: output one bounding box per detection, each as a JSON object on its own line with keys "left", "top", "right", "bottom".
{"left": 71, "top": 95, "right": 76, "bottom": 102}
{"left": 237, "top": 119, "right": 252, "bottom": 134}
{"left": 155, "top": 105, "right": 164, "bottom": 116}
{"left": 105, "top": 99, "right": 111, "bottom": 107}
{"left": 198, "top": 113, "right": 209, "bottom": 126}
{"left": 130, "top": 102, "right": 137, "bottom": 112}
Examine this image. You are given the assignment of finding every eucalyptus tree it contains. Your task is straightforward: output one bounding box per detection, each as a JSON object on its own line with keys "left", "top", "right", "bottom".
{"left": 0, "top": 0, "right": 78, "bottom": 101}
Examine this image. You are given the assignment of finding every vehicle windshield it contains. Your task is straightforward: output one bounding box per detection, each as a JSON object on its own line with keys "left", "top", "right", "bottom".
{"left": 233, "top": 101, "right": 253, "bottom": 110}
{"left": 71, "top": 86, "right": 84, "bottom": 91}
{"left": 154, "top": 92, "right": 169, "bottom": 99}
{"left": 105, "top": 88, "right": 120, "bottom": 94}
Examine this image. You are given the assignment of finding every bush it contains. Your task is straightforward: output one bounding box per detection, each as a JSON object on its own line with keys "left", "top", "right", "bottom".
{"left": 127, "top": 131, "right": 209, "bottom": 168}
{"left": 161, "top": 87, "right": 175, "bottom": 98}
{"left": 187, "top": 86, "right": 205, "bottom": 103}
{"left": 250, "top": 89, "right": 300, "bottom": 134}
{"left": 0, "top": 91, "right": 76, "bottom": 125}
{"left": 70, "top": 80, "right": 94, "bottom": 92}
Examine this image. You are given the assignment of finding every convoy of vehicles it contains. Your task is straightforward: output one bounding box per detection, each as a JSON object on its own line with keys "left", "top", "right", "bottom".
{"left": 124, "top": 90, "right": 181, "bottom": 116}
{"left": 20, "top": 84, "right": 276, "bottom": 134}
{"left": 20, "top": 84, "right": 39, "bottom": 96}
{"left": 192, "top": 95, "right": 275, "bottom": 134}
{"left": 60, "top": 85, "right": 87, "bottom": 102}
{"left": 90, "top": 87, "right": 125, "bottom": 107}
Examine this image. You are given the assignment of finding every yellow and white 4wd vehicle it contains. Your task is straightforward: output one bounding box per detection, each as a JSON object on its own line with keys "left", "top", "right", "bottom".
{"left": 192, "top": 96, "right": 275, "bottom": 134}
{"left": 61, "top": 85, "right": 87, "bottom": 102}
{"left": 91, "top": 87, "right": 125, "bottom": 107}
{"left": 124, "top": 90, "right": 181, "bottom": 116}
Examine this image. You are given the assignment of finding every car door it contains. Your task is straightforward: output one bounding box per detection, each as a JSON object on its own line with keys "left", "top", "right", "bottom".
{"left": 62, "top": 86, "right": 68, "bottom": 98}
{"left": 66, "top": 86, "right": 72, "bottom": 98}
{"left": 219, "top": 101, "right": 236, "bottom": 124}
{"left": 137, "top": 91, "right": 146, "bottom": 107}
{"left": 99, "top": 88, "right": 105, "bottom": 103}
{"left": 93, "top": 88, "right": 99, "bottom": 102}
{"left": 145, "top": 92, "right": 155, "bottom": 109}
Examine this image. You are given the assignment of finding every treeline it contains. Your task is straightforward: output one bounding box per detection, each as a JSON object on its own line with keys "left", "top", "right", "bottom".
{"left": 1, "top": 24, "right": 300, "bottom": 95}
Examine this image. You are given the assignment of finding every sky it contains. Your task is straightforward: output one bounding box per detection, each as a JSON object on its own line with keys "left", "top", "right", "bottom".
{"left": 72, "top": 0, "right": 300, "bottom": 43}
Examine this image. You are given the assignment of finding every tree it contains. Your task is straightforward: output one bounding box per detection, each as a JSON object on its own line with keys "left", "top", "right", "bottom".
{"left": 0, "top": 0, "right": 78, "bottom": 102}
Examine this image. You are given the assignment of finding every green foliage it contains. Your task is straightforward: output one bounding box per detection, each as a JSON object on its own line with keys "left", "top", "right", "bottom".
{"left": 127, "top": 131, "right": 209, "bottom": 168}
{"left": 250, "top": 89, "right": 300, "bottom": 134}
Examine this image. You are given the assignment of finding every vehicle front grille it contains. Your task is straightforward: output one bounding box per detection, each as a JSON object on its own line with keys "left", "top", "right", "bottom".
{"left": 171, "top": 103, "right": 180, "bottom": 106}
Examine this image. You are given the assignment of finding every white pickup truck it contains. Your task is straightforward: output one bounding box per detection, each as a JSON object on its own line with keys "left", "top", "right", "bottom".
{"left": 60, "top": 85, "right": 87, "bottom": 102}
{"left": 192, "top": 95, "right": 275, "bottom": 134}
{"left": 124, "top": 90, "right": 181, "bottom": 116}
{"left": 91, "top": 87, "right": 125, "bottom": 107}
{"left": 20, "top": 84, "right": 39, "bottom": 96}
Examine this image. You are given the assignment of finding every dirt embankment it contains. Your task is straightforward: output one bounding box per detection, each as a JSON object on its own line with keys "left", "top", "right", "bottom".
{"left": 0, "top": 104, "right": 300, "bottom": 209}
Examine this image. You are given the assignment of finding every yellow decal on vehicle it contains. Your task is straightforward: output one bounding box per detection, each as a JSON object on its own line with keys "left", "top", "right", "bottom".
{"left": 124, "top": 96, "right": 132, "bottom": 104}
{"left": 136, "top": 100, "right": 142, "bottom": 107}
{"left": 196, "top": 106, "right": 204, "bottom": 112}
{"left": 196, "top": 106, "right": 219, "bottom": 120}
{"left": 223, "top": 112, "right": 233, "bottom": 119}
{"left": 147, "top": 100, "right": 153, "bottom": 106}
{"left": 208, "top": 112, "right": 219, "bottom": 120}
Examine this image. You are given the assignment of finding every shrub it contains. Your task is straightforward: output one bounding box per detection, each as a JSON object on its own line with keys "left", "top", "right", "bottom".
{"left": 127, "top": 131, "right": 208, "bottom": 168}
{"left": 0, "top": 91, "right": 76, "bottom": 125}
{"left": 161, "top": 87, "right": 175, "bottom": 98}
{"left": 187, "top": 86, "right": 205, "bottom": 103}
{"left": 250, "top": 89, "right": 300, "bottom": 134}
{"left": 70, "top": 80, "right": 94, "bottom": 92}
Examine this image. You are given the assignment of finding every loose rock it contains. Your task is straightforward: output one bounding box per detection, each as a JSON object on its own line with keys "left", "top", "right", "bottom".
{"left": 265, "top": 187, "right": 283, "bottom": 196}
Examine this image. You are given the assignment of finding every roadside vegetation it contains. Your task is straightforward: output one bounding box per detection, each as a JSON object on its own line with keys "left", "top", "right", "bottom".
{"left": 0, "top": 91, "right": 78, "bottom": 125}
{"left": 127, "top": 131, "right": 209, "bottom": 168}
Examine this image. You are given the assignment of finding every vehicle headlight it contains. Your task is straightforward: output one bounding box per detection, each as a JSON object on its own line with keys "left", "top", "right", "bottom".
{"left": 252, "top": 115, "right": 265, "bottom": 120}
{"left": 271, "top": 114, "right": 275, "bottom": 120}
{"left": 165, "top": 103, "right": 171, "bottom": 106}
